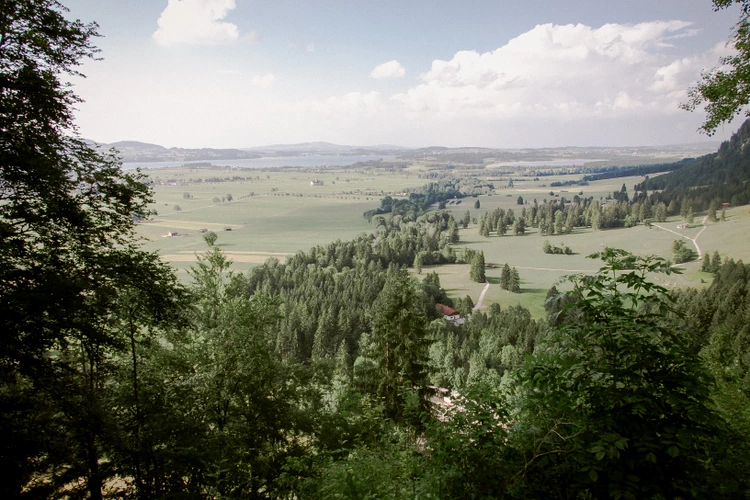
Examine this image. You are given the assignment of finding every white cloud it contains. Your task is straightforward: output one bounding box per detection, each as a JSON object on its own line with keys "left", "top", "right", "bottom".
{"left": 389, "top": 21, "right": 719, "bottom": 121}
{"left": 249, "top": 74, "right": 276, "bottom": 89}
{"left": 306, "top": 43, "right": 316, "bottom": 53}
{"left": 370, "top": 60, "right": 406, "bottom": 79}
{"left": 80, "top": 18, "right": 737, "bottom": 149}
{"left": 153, "top": 0, "right": 239, "bottom": 46}
{"left": 243, "top": 31, "right": 261, "bottom": 44}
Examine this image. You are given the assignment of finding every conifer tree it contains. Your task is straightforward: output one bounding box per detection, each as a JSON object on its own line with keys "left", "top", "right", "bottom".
{"left": 500, "top": 264, "right": 511, "bottom": 290}
{"left": 369, "top": 267, "right": 430, "bottom": 420}
{"left": 711, "top": 251, "right": 722, "bottom": 273}
{"left": 510, "top": 267, "right": 521, "bottom": 293}
{"left": 470, "top": 251, "right": 486, "bottom": 283}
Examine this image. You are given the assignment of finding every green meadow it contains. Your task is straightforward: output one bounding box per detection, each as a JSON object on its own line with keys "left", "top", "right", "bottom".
{"left": 138, "top": 165, "right": 428, "bottom": 275}
{"left": 138, "top": 166, "right": 750, "bottom": 317}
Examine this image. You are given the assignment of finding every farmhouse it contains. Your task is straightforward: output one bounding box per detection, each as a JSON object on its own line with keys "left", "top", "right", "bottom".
{"left": 436, "top": 303, "right": 465, "bottom": 326}
{"left": 310, "top": 179, "right": 324, "bottom": 186}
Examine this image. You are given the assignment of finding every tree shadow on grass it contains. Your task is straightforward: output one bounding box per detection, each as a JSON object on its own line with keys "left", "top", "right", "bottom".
{"left": 487, "top": 277, "right": 502, "bottom": 285}
{"left": 523, "top": 287, "right": 548, "bottom": 294}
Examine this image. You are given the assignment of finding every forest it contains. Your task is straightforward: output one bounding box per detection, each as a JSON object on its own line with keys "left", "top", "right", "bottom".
{"left": 636, "top": 118, "right": 750, "bottom": 211}
{"left": 3, "top": 1, "right": 750, "bottom": 499}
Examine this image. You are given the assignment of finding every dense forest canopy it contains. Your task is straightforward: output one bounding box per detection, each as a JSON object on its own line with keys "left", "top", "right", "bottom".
{"left": 636, "top": 118, "right": 750, "bottom": 209}
{"left": 2, "top": 1, "right": 750, "bottom": 499}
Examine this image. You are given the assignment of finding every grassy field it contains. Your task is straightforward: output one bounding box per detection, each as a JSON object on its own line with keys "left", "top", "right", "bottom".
{"left": 138, "top": 165, "right": 749, "bottom": 317}
{"left": 694, "top": 206, "right": 750, "bottom": 262}
{"left": 138, "top": 166, "right": 428, "bottom": 276}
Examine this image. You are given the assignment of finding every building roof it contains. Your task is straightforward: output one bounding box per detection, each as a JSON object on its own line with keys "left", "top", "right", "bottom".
{"left": 436, "top": 303, "right": 459, "bottom": 316}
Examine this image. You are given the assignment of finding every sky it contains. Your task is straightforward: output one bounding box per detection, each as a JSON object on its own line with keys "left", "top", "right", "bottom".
{"left": 63, "top": 0, "right": 744, "bottom": 149}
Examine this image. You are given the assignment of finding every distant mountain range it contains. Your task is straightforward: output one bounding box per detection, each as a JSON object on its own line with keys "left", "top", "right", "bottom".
{"left": 91, "top": 139, "right": 722, "bottom": 165}
{"left": 92, "top": 140, "right": 410, "bottom": 163}
{"left": 243, "top": 141, "right": 410, "bottom": 155}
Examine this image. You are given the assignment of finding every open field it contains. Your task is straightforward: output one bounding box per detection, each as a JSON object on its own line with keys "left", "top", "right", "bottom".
{"left": 138, "top": 165, "right": 749, "bottom": 317}
{"left": 694, "top": 206, "right": 750, "bottom": 261}
{"left": 137, "top": 166, "right": 428, "bottom": 275}
{"left": 447, "top": 217, "right": 717, "bottom": 314}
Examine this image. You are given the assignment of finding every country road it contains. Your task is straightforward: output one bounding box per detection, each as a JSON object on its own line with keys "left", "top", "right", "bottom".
{"left": 651, "top": 215, "right": 709, "bottom": 263}
{"left": 472, "top": 281, "right": 490, "bottom": 311}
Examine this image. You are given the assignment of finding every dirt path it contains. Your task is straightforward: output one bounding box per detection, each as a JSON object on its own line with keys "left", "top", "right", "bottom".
{"left": 652, "top": 215, "right": 709, "bottom": 262}
{"left": 472, "top": 281, "right": 490, "bottom": 311}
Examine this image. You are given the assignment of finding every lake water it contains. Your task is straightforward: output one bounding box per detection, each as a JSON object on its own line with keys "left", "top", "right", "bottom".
{"left": 486, "top": 159, "right": 605, "bottom": 168}
{"left": 122, "top": 154, "right": 396, "bottom": 170}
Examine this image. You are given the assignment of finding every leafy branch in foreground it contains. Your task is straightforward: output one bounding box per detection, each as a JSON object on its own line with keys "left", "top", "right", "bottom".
{"left": 683, "top": 0, "right": 750, "bottom": 134}
{"left": 509, "top": 249, "right": 735, "bottom": 499}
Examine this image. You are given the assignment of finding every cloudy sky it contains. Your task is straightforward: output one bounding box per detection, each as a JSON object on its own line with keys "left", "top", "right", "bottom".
{"left": 64, "top": 0, "right": 742, "bottom": 148}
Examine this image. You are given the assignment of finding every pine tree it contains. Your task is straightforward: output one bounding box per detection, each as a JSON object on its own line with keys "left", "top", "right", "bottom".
{"left": 369, "top": 267, "right": 430, "bottom": 421}
{"left": 711, "top": 251, "right": 722, "bottom": 273}
{"left": 510, "top": 268, "right": 521, "bottom": 293}
{"left": 464, "top": 294, "right": 475, "bottom": 313}
{"left": 708, "top": 200, "right": 719, "bottom": 221}
{"left": 470, "top": 251, "right": 486, "bottom": 283}
{"left": 498, "top": 218, "right": 507, "bottom": 236}
{"left": 500, "top": 264, "right": 511, "bottom": 290}
{"left": 312, "top": 307, "right": 338, "bottom": 360}
{"left": 414, "top": 252, "right": 424, "bottom": 274}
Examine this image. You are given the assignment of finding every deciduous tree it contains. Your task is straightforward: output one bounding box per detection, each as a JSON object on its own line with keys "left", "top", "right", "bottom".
{"left": 683, "top": 0, "right": 750, "bottom": 134}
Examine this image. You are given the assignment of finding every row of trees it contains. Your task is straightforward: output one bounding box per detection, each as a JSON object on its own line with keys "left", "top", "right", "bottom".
{"left": 543, "top": 240, "right": 573, "bottom": 255}
{"left": 476, "top": 196, "right": 675, "bottom": 239}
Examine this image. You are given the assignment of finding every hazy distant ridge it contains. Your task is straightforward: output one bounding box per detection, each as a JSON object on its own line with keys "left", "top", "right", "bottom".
{"left": 243, "top": 141, "right": 411, "bottom": 155}
{"left": 95, "top": 141, "right": 262, "bottom": 163}
{"left": 95, "top": 140, "right": 410, "bottom": 163}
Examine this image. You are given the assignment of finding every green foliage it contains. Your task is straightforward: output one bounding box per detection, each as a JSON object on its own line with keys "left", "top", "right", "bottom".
{"left": 425, "top": 387, "right": 516, "bottom": 498}
{"left": 368, "top": 267, "right": 430, "bottom": 421}
{"left": 543, "top": 240, "right": 572, "bottom": 255}
{"left": 637, "top": 120, "right": 750, "bottom": 210}
{"left": 470, "top": 251, "right": 486, "bottom": 283}
{"left": 683, "top": 1, "right": 750, "bottom": 135}
{"left": 427, "top": 303, "right": 546, "bottom": 391}
{"left": 672, "top": 239, "right": 697, "bottom": 263}
{"left": 510, "top": 249, "right": 730, "bottom": 499}
{"left": 363, "top": 182, "right": 465, "bottom": 222}
{"left": 0, "top": 2, "right": 187, "bottom": 497}
{"left": 500, "top": 263, "right": 511, "bottom": 290}
{"left": 509, "top": 267, "right": 521, "bottom": 293}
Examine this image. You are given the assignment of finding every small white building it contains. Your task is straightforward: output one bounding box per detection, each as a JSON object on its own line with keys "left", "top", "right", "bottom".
{"left": 436, "top": 304, "right": 465, "bottom": 326}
